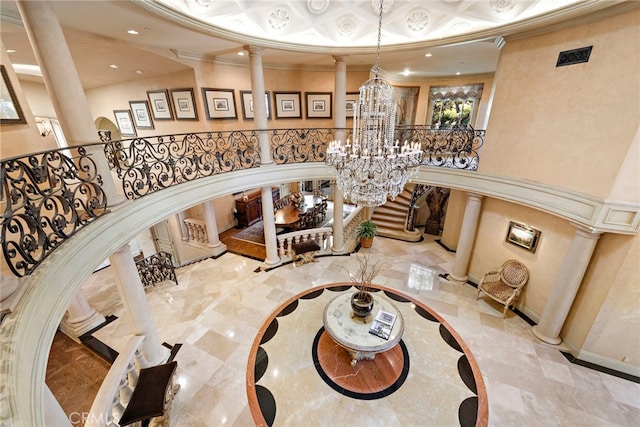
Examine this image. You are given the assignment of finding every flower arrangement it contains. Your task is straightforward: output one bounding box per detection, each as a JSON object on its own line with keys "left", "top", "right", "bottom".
{"left": 345, "top": 253, "right": 385, "bottom": 298}
{"left": 291, "top": 192, "right": 306, "bottom": 210}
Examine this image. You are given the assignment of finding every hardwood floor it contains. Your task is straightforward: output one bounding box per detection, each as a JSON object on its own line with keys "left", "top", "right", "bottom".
{"left": 46, "top": 331, "right": 110, "bottom": 422}
{"left": 220, "top": 225, "right": 267, "bottom": 261}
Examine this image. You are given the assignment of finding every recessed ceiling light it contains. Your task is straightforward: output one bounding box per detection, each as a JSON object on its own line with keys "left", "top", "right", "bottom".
{"left": 127, "top": 29, "right": 139, "bottom": 35}
{"left": 402, "top": 69, "right": 411, "bottom": 76}
{"left": 109, "top": 64, "right": 118, "bottom": 69}
{"left": 135, "top": 70, "right": 143, "bottom": 74}
{"left": 237, "top": 51, "right": 245, "bottom": 56}
{"left": 456, "top": 72, "right": 461, "bottom": 75}
{"left": 6, "top": 49, "right": 16, "bottom": 53}
{"left": 425, "top": 53, "right": 432, "bottom": 57}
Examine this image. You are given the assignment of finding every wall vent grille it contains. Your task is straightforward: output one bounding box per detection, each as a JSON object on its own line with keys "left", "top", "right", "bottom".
{"left": 556, "top": 46, "right": 593, "bottom": 67}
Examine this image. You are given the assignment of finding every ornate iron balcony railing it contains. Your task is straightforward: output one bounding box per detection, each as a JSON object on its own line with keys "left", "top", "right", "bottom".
{"left": 135, "top": 251, "right": 177, "bottom": 288}
{"left": 1, "top": 145, "right": 107, "bottom": 277}
{"left": 2, "top": 126, "right": 483, "bottom": 277}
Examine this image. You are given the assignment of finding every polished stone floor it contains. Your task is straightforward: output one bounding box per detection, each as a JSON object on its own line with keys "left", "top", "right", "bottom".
{"left": 81, "top": 234, "right": 640, "bottom": 426}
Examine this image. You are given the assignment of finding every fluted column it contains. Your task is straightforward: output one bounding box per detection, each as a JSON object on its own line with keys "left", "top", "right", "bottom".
{"left": 59, "top": 290, "right": 106, "bottom": 341}
{"left": 244, "top": 45, "right": 272, "bottom": 164}
{"left": 176, "top": 211, "right": 189, "bottom": 241}
{"left": 261, "top": 186, "right": 280, "bottom": 265}
{"left": 203, "top": 200, "right": 227, "bottom": 256}
{"left": 331, "top": 183, "right": 345, "bottom": 252}
{"left": 532, "top": 225, "right": 602, "bottom": 345}
{"left": 16, "top": 0, "right": 123, "bottom": 207}
{"left": 333, "top": 55, "right": 348, "bottom": 144}
{"left": 449, "top": 193, "right": 484, "bottom": 283}
{"left": 109, "top": 244, "right": 169, "bottom": 366}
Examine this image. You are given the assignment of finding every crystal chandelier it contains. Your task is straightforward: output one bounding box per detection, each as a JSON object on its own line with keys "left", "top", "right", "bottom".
{"left": 326, "top": 0, "right": 422, "bottom": 207}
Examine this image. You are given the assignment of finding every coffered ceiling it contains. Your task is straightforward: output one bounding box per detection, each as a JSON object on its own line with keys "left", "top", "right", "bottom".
{"left": 0, "top": 0, "right": 632, "bottom": 89}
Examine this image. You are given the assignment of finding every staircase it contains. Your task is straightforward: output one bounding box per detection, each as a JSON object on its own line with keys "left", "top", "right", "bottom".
{"left": 371, "top": 185, "right": 422, "bottom": 242}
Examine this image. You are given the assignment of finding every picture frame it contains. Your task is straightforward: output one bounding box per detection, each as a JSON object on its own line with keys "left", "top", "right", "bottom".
{"left": 146, "top": 89, "right": 173, "bottom": 120}
{"left": 392, "top": 86, "right": 420, "bottom": 126}
{"left": 240, "top": 90, "right": 271, "bottom": 120}
{"left": 113, "top": 109, "right": 137, "bottom": 137}
{"left": 506, "top": 221, "right": 541, "bottom": 253}
{"left": 305, "top": 92, "right": 332, "bottom": 119}
{"left": 202, "top": 88, "right": 237, "bottom": 120}
{"left": 345, "top": 92, "right": 359, "bottom": 118}
{"left": 0, "top": 65, "right": 26, "bottom": 124}
{"left": 169, "top": 88, "right": 198, "bottom": 120}
{"left": 273, "top": 91, "right": 302, "bottom": 119}
{"left": 128, "top": 100, "right": 154, "bottom": 129}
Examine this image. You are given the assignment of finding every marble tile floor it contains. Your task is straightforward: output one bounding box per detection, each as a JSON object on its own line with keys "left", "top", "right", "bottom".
{"left": 78, "top": 235, "right": 640, "bottom": 426}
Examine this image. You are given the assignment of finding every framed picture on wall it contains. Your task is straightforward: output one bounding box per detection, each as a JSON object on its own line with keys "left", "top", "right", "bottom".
{"left": 506, "top": 221, "right": 541, "bottom": 253}
{"left": 305, "top": 92, "right": 332, "bottom": 119}
{"left": 345, "top": 92, "right": 359, "bottom": 118}
{"left": 146, "top": 89, "right": 173, "bottom": 120}
{"left": 0, "top": 65, "right": 26, "bottom": 124}
{"left": 169, "top": 88, "right": 198, "bottom": 120}
{"left": 128, "top": 100, "right": 154, "bottom": 129}
{"left": 392, "top": 86, "right": 420, "bottom": 126}
{"left": 273, "top": 91, "right": 302, "bottom": 119}
{"left": 113, "top": 109, "right": 137, "bottom": 137}
{"left": 202, "top": 88, "right": 237, "bottom": 120}
{"left": 240, "top": 90, "right": 271, "bottom": 120}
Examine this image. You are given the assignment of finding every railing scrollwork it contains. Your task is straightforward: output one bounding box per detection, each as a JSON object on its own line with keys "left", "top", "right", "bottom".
{"left": 135, "top": 251, "right": 178, "bottom": 288}
{"left": 1, "top": 146, "right": 107, "bottom": 277}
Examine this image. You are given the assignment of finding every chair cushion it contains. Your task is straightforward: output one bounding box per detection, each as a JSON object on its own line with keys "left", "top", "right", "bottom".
{"left": 479, "top": 281, "right": 514, "bottom": 303}
{"left": 502, "top": 261, "right": 528, "bottom": 286}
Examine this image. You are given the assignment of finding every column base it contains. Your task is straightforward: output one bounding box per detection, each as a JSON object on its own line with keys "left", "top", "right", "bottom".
{"left": 447, "top": 273, "right": 468, "bottom": 284}
{"left": 59, "top": 312, "right": 107, "bottom": 343}
{"left": 531, "top": 325, "right": 562, "bottom": 345}
{"left": 207, "top": 242, "right": 227, "bottom": 257}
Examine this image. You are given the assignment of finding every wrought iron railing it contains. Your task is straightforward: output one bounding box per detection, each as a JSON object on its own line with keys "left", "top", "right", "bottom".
{"left": 104, "top": 131, "right": 261, "bottom": 199}
{"left": 135, "top": 251, "right": 177, "bottom": 288}
{"left": 396, "top": 125, "right": 484, "bottom": 170}
{"left": 2, "top": 126, "right": 483, "bottom": 277}
{"left": 270, "top": 128, "right": 351, "bottom": 164}
{"left": 1, "top": 145, "right": 108, "bottom": 277}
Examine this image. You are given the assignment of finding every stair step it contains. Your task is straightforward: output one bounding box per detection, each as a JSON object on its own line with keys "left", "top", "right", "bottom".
{"left": 372, "top": 209, "right": 406, "bottom": 220}
{"left": 374, "top": 218, "right": 406, "bottom": 229}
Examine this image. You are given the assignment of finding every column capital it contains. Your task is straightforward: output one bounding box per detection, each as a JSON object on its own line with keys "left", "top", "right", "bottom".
{"left": 333, "top": 55, "right": 348, "bottom": 63}
{"left": 569, "top": 222, "right": 603, "bottom": 239}
{"left": 243, "top": 45, "right": 264, "bottom": 55}
{"left": 467, "top": 192, "right": 484, "bottom": 202}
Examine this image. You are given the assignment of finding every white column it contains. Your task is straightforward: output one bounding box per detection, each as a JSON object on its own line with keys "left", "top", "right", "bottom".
{"left": 261, "top": 187, "right": 280, "bottom": 266}
{"left": 109, "top": 244, "right": 169, "bottom": 366}
{"left": 202, "top": 200, "right": 227, "bottom": 256}
{"left": 244, "top": 45, "right": 272, "bottom": 164}
{"left": 332, "top": 183, "right": 345, "bottom": 252}
{"left": 333, "top": 55, "right": 348, "bottom": 144}
{"left": 44, "top": 385, "right": 71, "bottom": 426}
{"left": 59, "top": 290, "right": 106, "bottom": 341}
{"left": 16, "top": 0, "right": 123, "bottom": 207}
{"left": 532, "top": 225, "right": 602, "bottom": 345}
{"left": 176, "top": 211, "right": 189, "bottom": 241}
{"left": 449, "top": 193, "right": 483, "bottom": 283}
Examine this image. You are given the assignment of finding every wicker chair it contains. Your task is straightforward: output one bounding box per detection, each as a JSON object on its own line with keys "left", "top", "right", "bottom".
{"left": 477, "top": 259, "right": 529, "bottom": 317}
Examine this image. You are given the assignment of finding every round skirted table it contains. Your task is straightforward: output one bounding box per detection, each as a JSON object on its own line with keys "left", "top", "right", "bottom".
{"left": 323, "top": 292, "right": 404, "bottom": 365}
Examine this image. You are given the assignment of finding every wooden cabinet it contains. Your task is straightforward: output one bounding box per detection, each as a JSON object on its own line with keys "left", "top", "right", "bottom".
{"left": 235, "top": 187, "right": 280, "bottom": 228}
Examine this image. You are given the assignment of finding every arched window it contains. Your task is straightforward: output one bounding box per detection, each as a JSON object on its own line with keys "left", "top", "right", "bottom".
{"left": 427, "top": 84, "right": 484, "bottom": 129}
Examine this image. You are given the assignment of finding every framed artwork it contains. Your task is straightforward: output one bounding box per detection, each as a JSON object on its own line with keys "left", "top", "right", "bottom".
{"left": 240, "top": 90, "right": 271, "bottom": 120}
{"left": 0, "top": 65, "right": 26, "bottom": 124}
{"left": 202, "top": 88, "right": 237, "bottom": 120}
{"left": 392, "top": 86, "right": 420, "bottom": 126}
{"left": 146, "top": 89, "right": 173, "bottom": 120}
{"left": 273, "top": 91, "right": 302, "bottom": 119}
{"left": 345, "top": 92, "right": 359, "bottom": 118}
{"left": 305, "top": 92, "right": 332, "bottom": 119}
{"left": 113, "top": 109, "right": 137, "bottom": 137}
{"left": 128, "top": 100, "right": 154, "bottom": 129}
{"left": 169, "top": 88, "right": 198, "bottom": 120}
{"left": 506, "top": 221, "right": 541, "bottom": 253}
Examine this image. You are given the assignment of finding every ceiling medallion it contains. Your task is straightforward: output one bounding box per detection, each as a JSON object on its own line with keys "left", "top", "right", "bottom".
{"left": 337, "top": 16, "right": 357, "bottom": 38}
{"left": 307, "top": 0, "right": 330, "bottom": 15}
{"left": 268, "top": 8, "right": 291, "bottom": 31}
{"left": 406, "top": 9, "right": 429, "bottom": 32}
{"left": 490, "top": 0, "right": 516, "bottom": 14}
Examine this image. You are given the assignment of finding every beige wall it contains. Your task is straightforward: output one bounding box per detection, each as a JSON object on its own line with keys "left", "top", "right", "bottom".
{"left": 480, "top": 8, "right": 639, "bottom": 201}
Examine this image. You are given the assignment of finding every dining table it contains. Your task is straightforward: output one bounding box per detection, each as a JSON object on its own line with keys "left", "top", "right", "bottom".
{"left": 274, "top": 195, "right": 326, "bottom": 228}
